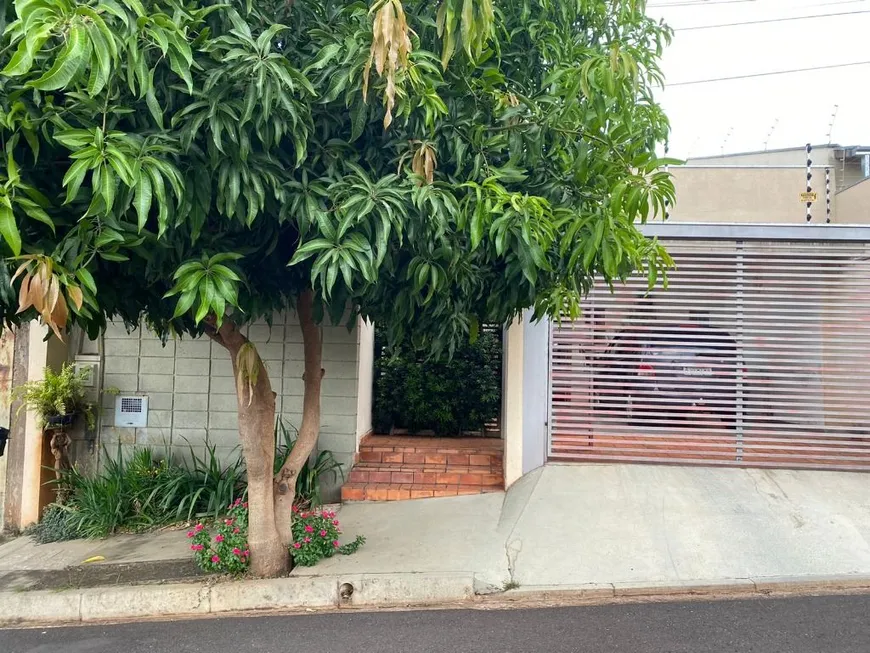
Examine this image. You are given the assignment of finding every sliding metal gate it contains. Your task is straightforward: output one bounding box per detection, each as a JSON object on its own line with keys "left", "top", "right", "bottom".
{"left": 549, "top": 228, "right": 870, "bottom": 471}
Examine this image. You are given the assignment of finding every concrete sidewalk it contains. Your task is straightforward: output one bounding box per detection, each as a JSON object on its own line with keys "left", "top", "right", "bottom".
{"left": 301, "top": 463, "right": 870, "bottom": 592}
{"left": 2, "top": 464, "right": 870, "bottom": 624}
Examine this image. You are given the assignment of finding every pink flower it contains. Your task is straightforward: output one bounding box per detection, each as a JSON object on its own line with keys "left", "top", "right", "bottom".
{"left": 319, "top": 530, "right": 328, "bottom": 537}
{"left": 301, "top": 512, "right": 310, "bottom": 519}
{"left": 293, "top": 542, "right": 302, "bottom": 549}
{"left": 304, "top": 525, "right": 314, "bottom": 533}
{"left": 194, "top": 524, "right": 204, "bottom": 532}
{"left": 332, "top": 520, "right": 340, "bottom": 526}
{"left": 211, "top": 555, "right": 220, "bottom": 563}
{"left": 292, "top": 505, "right": 300, "bottom": 513}
{"left": 224, "top": 518, "right": 234, "bottom": 526}
{"left": 193, "top": 544, "right": 204, "bottom": 551}
{"left": 187, "top": 531, "right": 194, "bottom": 538}
{"left": 303, "top": 537, "right": 311, "bottom": 543}
{"left": 233, "top": 528, "right": 240, "bottom": 534}
{"left": 243, "top": 502, "right": 248, "bottom": 509}
{"left": 234, "top": 498, "right": 242, "bottom": 507}
{"left": 333, "top": 540, "right": 340, "bottom": 548}
{"left": 232, "top": 548, "right": 242, "bottom": 556}
{"left": 243, "top": 550, "right": 250, "bottom": 557}
{"left": 214, "top": 534, "right": 224, "bottom": 543}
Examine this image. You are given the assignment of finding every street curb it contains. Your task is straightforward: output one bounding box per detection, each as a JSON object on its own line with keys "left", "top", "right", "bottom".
{"left": 501, "top": 574, "right": 870, "bottom": 602}
{"left": 0, "top": 571, "right": 476, "bottom": 627}
{"left": 3, "top": 573, "right": 870, "bottom": 626}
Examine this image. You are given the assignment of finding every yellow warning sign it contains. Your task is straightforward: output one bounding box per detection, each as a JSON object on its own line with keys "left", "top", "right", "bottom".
{"left": 800, "top": 192, "right": 818, "bottom": 203}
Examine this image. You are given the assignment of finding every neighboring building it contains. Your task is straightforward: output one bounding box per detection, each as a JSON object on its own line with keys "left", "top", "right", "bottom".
{"left": 668, "top": 144, "right": 870, "bottom": 224}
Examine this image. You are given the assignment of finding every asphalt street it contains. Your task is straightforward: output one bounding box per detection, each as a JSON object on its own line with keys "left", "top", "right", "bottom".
{"left": 2, "top": 594, "right": 870, "bottom": 653}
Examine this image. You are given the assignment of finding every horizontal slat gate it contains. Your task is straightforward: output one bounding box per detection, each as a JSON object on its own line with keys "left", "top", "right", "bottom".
{"left": 549, "top": 239, "right": 870, "bottom": 471}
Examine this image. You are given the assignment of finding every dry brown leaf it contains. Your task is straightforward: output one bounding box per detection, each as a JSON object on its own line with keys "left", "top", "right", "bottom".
{"left": 411, "top": 142, "right": 437, "bottom": 184}
{"left": 13, "top": 257, "right": 72, "bottom": 340}
{"left": 67, "top": 285, "right": 84, "bottom": 311}
{"left": 48, "top": 293, "right": 68, "bottom": 340}
{"left": 16, "top": 273, "right": 32, "bottom": 314}
{"left": 28, "top": 270, "right": 44, "bottom": 312}
{"left": 45, "top": 276, "right": 59, "bottom": 315}
{"left": 363, "top": 0, "right": 414, "bottom": 129}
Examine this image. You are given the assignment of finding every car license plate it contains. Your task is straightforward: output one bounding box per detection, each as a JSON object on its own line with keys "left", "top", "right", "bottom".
{"left": 683, "top": 367, "right": 713, "bottom": 376}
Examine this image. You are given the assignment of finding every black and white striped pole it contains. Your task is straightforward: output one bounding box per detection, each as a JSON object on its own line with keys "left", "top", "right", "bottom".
{"left": 805, "top": 143, "right": 813, "bottom": 223}
{"left": 825, "top": 166, "right": 831, "bottom": 223}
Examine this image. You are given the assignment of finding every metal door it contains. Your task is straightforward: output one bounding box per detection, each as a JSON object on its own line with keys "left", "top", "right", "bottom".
{"left": 549, "top": 237, "right": 870, "bottom": 470}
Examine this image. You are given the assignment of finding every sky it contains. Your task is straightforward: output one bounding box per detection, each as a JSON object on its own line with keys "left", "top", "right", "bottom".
{"left": 646, "top": 0, "right": 870, "bottom": 158}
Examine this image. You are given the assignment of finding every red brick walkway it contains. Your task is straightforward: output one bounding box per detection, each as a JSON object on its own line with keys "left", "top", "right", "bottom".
{"left": 340, "top": 435, "right": 504, "bottom": 502}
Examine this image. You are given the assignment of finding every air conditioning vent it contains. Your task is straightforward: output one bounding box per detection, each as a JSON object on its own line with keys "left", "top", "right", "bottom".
{"left": 114, "top": 395, "right": 148, "bottom": 428}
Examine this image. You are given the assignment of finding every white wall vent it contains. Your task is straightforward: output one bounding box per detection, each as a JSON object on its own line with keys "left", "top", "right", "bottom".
{"left": 114, "top": 395, "right": 148, "bottom": 428}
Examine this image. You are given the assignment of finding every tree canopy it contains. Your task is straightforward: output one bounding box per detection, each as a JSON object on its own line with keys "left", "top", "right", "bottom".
{"left": 0, "top": 0, "right": 674, "bottom": 350}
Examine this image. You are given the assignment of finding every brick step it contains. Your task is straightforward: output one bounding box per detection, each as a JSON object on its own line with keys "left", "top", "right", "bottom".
{"left": 341, "top": 482, "right": 504, "bottom": 502}
{"left": 352, "top": 462, "right": 501, "bottom": 474}
{"left": 358, "top": 449, "right": 503, "bottom": 467}
{"left": 348, "top": 465, "right": 503, "bottom": 487}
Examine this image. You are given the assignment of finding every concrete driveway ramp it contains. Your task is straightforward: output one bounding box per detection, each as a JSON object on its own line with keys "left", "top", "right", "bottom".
{"left": 500, "top": 464, "right": 870, "bottom": 590}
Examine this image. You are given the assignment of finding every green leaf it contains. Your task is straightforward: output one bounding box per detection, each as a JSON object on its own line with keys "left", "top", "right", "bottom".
{"left": 30, "top": 23, "right": 90, "bottom": 91}
{"left": 62, "top": 158, "right": 91, "bottom": 204}
{"left": 167, "top": 45, "right": 193, "bottom": 93}
{"left": 85, "top": 22, "right": 111, "bottom": 96}
{"left": 16, "top": 198, "right": 54, "bottom": 232}
{"left": 306, "top": 42, "right": 342, "bottom": 71}
{"left": 0, "top": 200, "right": 21, "bottom": 255}
{"left": 145, "top": 84, "right": 164, "bottom": 129}
{"left": 134, "top": 173, "right": 152, "bottom": 232}
{"left": 76, "top": 268, "right": 97, "bottom": 295}
{"left": 289, "top": 238, "right": 333, "bottom": 266}
{"left": 2, "top": 38, "right": 37, "bottom": 77}
{"left": 99, "top": 164, "right": 116, "bottom": 211}
{"left": 350, "top": 101, "right": 367, "bottom": 142}
{"left": 172, "top": 290, "right": 197, "bottom": 319}
{"left": 148, "top": 166, "right": 168, "bottom": 234}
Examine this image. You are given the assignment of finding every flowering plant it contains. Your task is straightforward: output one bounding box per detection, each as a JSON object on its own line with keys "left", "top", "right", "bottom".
{"left": 189, "top": 499, "right": 250, "bottom": 574}
{"left": 290, "top": 506, "right": 365, "bottom": 567}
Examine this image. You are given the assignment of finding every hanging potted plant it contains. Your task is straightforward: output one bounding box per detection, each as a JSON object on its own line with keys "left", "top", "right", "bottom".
{"left": 15, "top": 363, "right": 95, "bottom": 430}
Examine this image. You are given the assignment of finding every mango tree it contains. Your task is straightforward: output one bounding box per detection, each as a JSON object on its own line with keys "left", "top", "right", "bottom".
{"left": 0, "top": 0, "right": 675, "bottom": 576}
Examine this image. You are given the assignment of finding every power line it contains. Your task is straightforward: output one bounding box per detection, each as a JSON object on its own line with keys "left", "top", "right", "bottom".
{"left": 675, "top": 8, "right": 870, "bottom": 29}
{"left": 668, "top": 60, "right": 870, "bottom": 85}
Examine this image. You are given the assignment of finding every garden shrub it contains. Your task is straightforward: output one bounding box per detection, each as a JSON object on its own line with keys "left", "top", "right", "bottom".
{"left": 373, "top": 329, "right": 502, "bottom": 435}
{"left": 26, "top": 503, "right": 82, "bottom": 544}
{"left": 188, "top": 502, "right": 365, "bottom": 574}
{"left": 189, "top": 499, "right": 250, "bottom": 574}
{"left": 290, "top": 506, "right": 366, "bottom": 567}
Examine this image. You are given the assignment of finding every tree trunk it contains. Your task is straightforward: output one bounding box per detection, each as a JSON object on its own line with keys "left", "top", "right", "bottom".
{"left": 207, "top": 318, "right": 288, "bottom": 577}
{"left": 274, "top": 289, "right": 323, "bottom": 545}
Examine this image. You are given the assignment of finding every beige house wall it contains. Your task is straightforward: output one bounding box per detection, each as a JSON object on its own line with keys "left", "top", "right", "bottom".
{"left": 668, "top": 167, "right": 841, "bottom": 224}
{"left": 836, "top": 179, "right": 870, "bottom": 224}
{"left": 89, "top": 313, "right": 364, "bottom": 502}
